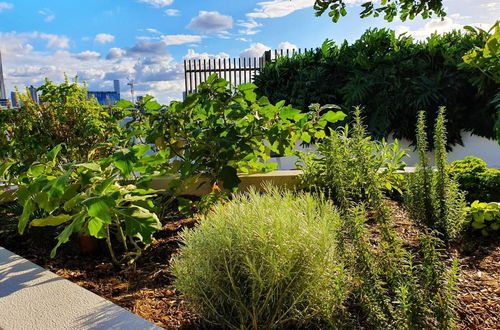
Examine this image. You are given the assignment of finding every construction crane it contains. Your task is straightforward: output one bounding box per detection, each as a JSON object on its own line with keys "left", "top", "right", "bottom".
{"left": 127, "top": 77, "right": 135, "bottom": 102}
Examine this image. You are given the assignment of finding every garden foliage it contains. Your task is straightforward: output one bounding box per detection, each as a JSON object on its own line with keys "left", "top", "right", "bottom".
{"left": 405, "top": 108, "right": 467, "bottom": 240}
{"left": 0, "top": 78, "right": 124, "bottom": 171}
{"left": 15, "top": 144, "right": 165, "bottom": 263}
{"left": 465, "top": 201, "right": 500, "bottom": 236}
{"left": 172, "top": 186, "right": 459, "bottom": 329}
{"left": 299, "top": 107, "right": 406, "bottom": 210}
{"left": 449, "top": 156, "right": 500, "bottom": 203}
{"left": 118, "top": 74, "right": 346, "bottom": 192}
{"left": 255, "top": 29, "right": 498, "bottom": 146}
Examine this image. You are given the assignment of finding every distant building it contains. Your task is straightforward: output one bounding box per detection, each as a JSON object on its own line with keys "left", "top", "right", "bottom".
{"left": 28, "top": 86, "right": 38, "bottom": 104}
{"left": 0, "top": 50, "right": 7, "bottom": 108}
{"left": 88, "top": 80, "right": 121, "bottom": 105}
{"left": 10, "top": 91, "right": 17, "bottom": 107}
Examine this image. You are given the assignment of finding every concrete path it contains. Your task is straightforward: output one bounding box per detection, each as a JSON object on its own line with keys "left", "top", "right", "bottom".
{"left": 0, "top": 247, "right": 160, "bottom": 330}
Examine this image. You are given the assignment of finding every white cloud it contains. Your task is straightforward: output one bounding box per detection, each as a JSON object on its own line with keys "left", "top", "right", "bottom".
{"left": 0, "top": 2, "right": 13, "bottom": 13}
{"left": 38, "top": 9, "right": 55, "bottom": 22}
{"left": 187, "top": 11, "right": 233, "bottom": 32}
{"left": 127, "top": 41, "right": 168, "bottom": 56}
{"left": 73, "top": 50, "right": 101, "bottom": 61}
{"left": 397, "top": 17, "right": 468, "bottom": 40}
{"left": 161, "top": 34, "right": 203, "bottom": 45}
{"left": 95, "top": 33, "right": 115, "bottom": 44}
{"left": 184, "top": 49, "right": 229, "bottom": 61}
{"left": 106, "top": 47, "right": 126, "bottom": 60}
{"left": 239, "top": 42, "right": 271, "bottom": 58}
{"left": 137, "top": 0, "right": 173, "bottom": 8}
{"left": 237, "top": 19, "right": 262, "bottom": 35}
{"left": 278, "top": 41, "right": 298, "bottom": 51}
{"left": 145, "top": 28, "right": 161, "bottom": 34}
{"left": 247, "top": 0, "right": 314, "bottom": 19}
{"left": 0, "top": 32, "right": 34, "bottom": 54}
{"left": 164, "top": 9, "right": 180, "bottom": 16}
{"left": 39, "top": 33, "right": 70, "bottom": 49}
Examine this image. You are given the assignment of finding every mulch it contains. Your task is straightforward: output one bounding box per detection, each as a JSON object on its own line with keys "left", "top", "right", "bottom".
{"left": 0, "top": 201, "right": 498, "bottom": 329}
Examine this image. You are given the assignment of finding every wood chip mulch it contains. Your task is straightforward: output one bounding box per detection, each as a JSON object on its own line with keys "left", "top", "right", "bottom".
{"left": 0, "top": 201, "right": 499, "bottom": 329}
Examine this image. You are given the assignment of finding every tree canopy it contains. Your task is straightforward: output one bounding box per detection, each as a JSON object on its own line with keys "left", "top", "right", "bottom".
{"left": 313, "top": 0, "right": 446, "bottom": 22}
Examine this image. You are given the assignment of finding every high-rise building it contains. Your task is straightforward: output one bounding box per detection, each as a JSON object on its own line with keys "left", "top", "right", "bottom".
{"left": 88, "top": 80, "right": 121, "bottom": 105}
{"left": 0, "top": 50, "right": 8, "bottom": 108}
{"left": 28, "top": 85, "right": 39, "bottom": 103}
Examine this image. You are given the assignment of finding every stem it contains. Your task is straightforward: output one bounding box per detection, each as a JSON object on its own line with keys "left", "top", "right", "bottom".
{"left": 105, "top": 225, "right": 119, "bottom": 265}
{"left": 114, "top": 215, "right": 128, "bottom": 252}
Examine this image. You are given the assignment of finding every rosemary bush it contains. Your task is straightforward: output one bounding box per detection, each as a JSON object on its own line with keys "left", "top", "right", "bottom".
{"left": 171, "top": 186, "right": 348, "bottom": 329}
{"left": 299, "top": 107, "right": 406, "bottom": 210}
{"left": 405, "top": 108, "right": 467, "bottom": 240}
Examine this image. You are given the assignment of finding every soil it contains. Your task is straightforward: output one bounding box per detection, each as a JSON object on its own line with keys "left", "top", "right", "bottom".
{"left": 0, "top": 201, "right": 498, "bottom": 329}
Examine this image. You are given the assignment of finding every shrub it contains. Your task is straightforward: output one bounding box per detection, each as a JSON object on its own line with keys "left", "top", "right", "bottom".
{"left": 299, "top": 107, "right": 406, "bottom": 210}
{"left": 405, "top": 108, "right": 467, "bottom": 240}
{"left": 171, "top": 186, "right": 349, "bottom": 329}
{"left": 449, "top": 156, "right": 500, "bottom": 202}
{"left": 1, "top": 78, "right": 124, "bottom": 172}
{"left": 255, "top": 29, "right": 497, "bottom": 146}
{"left": 172, "top": 187, "right": 459, "bottom": 329}
{"left": 465, "top": 201, "right": 500, "bottom": 236}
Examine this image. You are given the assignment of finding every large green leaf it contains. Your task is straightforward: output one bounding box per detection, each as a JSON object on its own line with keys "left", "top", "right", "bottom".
{"left": 18, "top": 199, "right": 35, "bottom": 234}
{"left": 50, "top": 213, "right": 86, "bottom": 258}
{"left": 121, "top": 206, "right": 161, "bottom": 244}
{"left": 30, "top": 214, "right": 72, "bottom": 227}
{"left": 87, "top": 217, "right": 107, "bottom": 238}
{"left": 82, "top": 196, "right": 115, "bottom": 223}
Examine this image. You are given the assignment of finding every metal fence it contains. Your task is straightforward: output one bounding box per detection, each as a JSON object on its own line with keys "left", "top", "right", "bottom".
{"left": 183, "top": 48, "right": 316, "bottom": 97}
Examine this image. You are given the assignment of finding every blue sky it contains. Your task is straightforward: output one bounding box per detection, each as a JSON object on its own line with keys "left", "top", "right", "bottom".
{"left": 0, "top": 0, "right": 498, "bottom": 103}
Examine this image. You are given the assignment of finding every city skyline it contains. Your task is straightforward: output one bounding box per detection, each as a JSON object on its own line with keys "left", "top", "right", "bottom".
{"left": 0, "top": 0, "right": 498, "bottom": 104}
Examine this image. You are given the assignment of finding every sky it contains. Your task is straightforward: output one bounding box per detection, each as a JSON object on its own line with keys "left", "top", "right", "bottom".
{"left": 0, "top": 0, "right": 498, "bottom": 103}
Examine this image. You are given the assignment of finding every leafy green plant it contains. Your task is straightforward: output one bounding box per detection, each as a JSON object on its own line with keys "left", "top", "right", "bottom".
{"left": 16, "top": 144, "right": 164, "bottom": 264}
{"left": 0, "top": 77, "right": 125, "bottom": 173}
{"left": 405, "top": 108, "right": 467, "bottom": 240}
{"left": 171, "top": 186, "right": 349, "bottom": 329}
{"left": 255, "top": 29, "right": 497, "bottom": 147}
{"left": 299, "top": 107, "right": 406, "bottom": 210}
{"left": 465, "top": 201, "right": 500, "bottom": 236}
{"left": 120, "top": 74, "right": 345, "bottom": 192}
{"left": 449, "top": 156, "right": 500, "bottom": 202}
{"left": 313, "top": 0, "right": 446, "bottom": 22}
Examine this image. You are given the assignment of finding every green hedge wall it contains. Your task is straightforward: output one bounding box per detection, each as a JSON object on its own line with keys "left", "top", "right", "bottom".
{"left": 255, "top": 29, "right": 498, "bottom": 146}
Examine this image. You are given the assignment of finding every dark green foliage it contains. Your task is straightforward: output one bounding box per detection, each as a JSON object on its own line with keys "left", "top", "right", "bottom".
{"left": 450, "top": 156, "right": 500, "bottom": 202}
{"left": 172, "top": 187, "right": 459, "bottom": 329}
{"left": 299, "top": 107, "right": 406, "bottom": 210}
{"left": 255, "top": 29, "right": 497, "bottom": 146}
{"left": 314, "top": 0, "right": 446, "bottom": 22}
{"left": 405, "top": 109, "right": 467, "bottom": 240}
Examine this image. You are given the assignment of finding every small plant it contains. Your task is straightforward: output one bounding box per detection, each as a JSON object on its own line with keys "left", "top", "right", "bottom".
{"left": 299, "top": 107, "right": 406, "bottom": 210}
{"left": 16, "top": 145, "right": 163, "bottom": 264}
{"left": 465, "top": 201, "right": 500, "bottom": 236}
{"left": 449, "top": 156, "right": 500, "bottom": 202}
{"left": 405, "top": 108, "right": 467, "bottom": 240}
{"left": 171, "top": 186, "right": 349, "bottom": 329}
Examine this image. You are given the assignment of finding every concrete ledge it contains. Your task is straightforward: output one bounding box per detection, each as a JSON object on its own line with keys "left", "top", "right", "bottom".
{"left": 0, "top": 247, "right": 160, "bottom": 330}
{"left": 149, "top": 168, "right": 416, "bottom": 197}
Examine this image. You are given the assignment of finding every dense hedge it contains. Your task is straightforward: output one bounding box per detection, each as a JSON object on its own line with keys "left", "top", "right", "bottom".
{"left": 255, "top": 28, "right": 498, "bottom": 146}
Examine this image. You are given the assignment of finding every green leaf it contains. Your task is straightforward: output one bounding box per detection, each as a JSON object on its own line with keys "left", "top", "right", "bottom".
{"left": 238, "top": 83, "right": 257, "bottom": 92}
{"left": 280, "top": 107, "right": 302, "bottom": 120}
{"left": 28, "top": 164, "right": 46, "bottom": 177}
{"left": 322, "top": 110, "right": 346, "bottom": 123}
{"left": 46, "top": 145, "right": 63, "bottom": 163}
{"left": 30, "top": 214, "right": 72, "bottom": 227}
{"left": 82, "top": 196, "right": 115, "bottom": 223}
{"left": 122, "top": 206, "right": 161, "bottom": 244}
{"left": 18, "top": 199, "right": 35, "bottom": 234}
{"left": 88, "top": 217, "right": 107, "bottom": 239}
{"left": 114, "top": 99, "right": 135, "bottom": 109}
{"left": 51, "top": 214, "right": 86, "bottom": 258}
{"left": 74, "top": 163, "right": 101, "bottom": 172}
{"left": 301, "top": 132, "right": 312, "bottom": 143}
{"left": 314, "top": 130, "right": 326, "bottom": 139}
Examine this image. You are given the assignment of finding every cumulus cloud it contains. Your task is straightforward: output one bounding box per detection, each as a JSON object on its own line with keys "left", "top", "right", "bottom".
{"left": 0, "top": 2, "right": 13, "bottom": 13}
{"left": 137, "top": 0, "right": 173, "bottom": 8}
{"left": 164, "top": 9, "right": 180, "bottom": 16}
{"left": 127, "top": 40, "right": 168, "bottom": 56}
{"left": 247, "top": 0, "right": 314, "bottom": 19}
{"left": 39, "top": 33, "right": 70, "bottom": 49}
{"left": 397, "top": 17, "right": 466, "bottom": 40}
{"left": 73, "top": 50, "right": 101, "bottom": 61}
{"left": 106, "top": 47, "right": 126, "bottom": 60}
{"left": 187, "top": 11, "right": 233, "bottom": 32}
{"left": 95, "top": 33, "right": 115, "bottom": 44}
{"left": 0, "top": 32, "right": 34, "bottom": 54}
{"left": 161, "top": 34, "right": 203, "bottom": 45}
{"left": 278, "top": 41, "right": 298, "bottom": 51}
{"left": 239, "top": 42, "right": 271, "bottom": 58}
{"left": 184, "top": 49, "right": 229, "bottom": 61}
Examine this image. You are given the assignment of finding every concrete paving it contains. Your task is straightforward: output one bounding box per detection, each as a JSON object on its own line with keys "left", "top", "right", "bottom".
{"left": 0, "top": 247, "right": 160, "bottom": 330}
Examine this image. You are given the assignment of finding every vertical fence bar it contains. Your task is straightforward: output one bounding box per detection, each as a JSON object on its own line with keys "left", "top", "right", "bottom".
{"left": 193, "top": 60, "right": 198, "bottom": 92}
{"left": 188, "top": 60, "right": 193, "bottom": 94}
{"left": 203, "top": 59, "right": 207, "bottom": 82}
{"left": 184, "top": 60, "right": 188, "bottom": 96}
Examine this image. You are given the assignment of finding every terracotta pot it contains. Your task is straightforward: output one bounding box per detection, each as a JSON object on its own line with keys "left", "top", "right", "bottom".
{"left": 78, "top": 233, "right": 99, "bottom": 254}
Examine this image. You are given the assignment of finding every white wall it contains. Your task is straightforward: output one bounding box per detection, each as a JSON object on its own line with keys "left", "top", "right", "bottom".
{"left": 269, "top": 131, "right": 500, "bottom": 170}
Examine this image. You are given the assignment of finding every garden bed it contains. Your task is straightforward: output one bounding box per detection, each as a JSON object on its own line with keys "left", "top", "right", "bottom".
{"left": 0, "top": 200, "right": 498, "bottom": 329}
